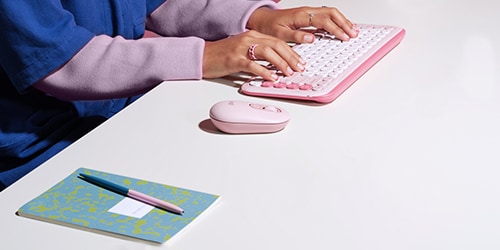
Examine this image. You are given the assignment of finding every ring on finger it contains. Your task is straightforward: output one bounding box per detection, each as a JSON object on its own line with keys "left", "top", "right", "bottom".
{"left": 308, "top": 12, "right": 314, "bottom": 27}
{"left": 248, "top": 43, "right": 259, "bottom": 60}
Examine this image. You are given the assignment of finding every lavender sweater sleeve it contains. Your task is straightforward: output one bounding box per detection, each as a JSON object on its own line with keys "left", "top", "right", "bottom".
{"left": 35, "top": 0, "right": 279, "bottom": 100}
{"left": 146, "top": 0, "right": 279, "bottom": 40}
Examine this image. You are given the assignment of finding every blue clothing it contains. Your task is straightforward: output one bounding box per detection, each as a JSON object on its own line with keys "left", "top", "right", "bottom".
{"left": 0, "top": 0, "right": 166, "bottom": 190}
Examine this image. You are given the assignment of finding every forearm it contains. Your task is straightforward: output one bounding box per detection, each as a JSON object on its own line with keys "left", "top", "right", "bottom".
{"left": 34, "top": 0, "right": 281, "bottom": 101}
{"left": 35, "top": 35, "right": 204, "bottom": 100}
{"left": 146, "top": 0, "right": 279, "bottom": 40}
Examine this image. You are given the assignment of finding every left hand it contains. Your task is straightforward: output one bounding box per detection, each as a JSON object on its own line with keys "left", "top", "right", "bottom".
{"left": 247, "top": 6, "right": 359, "bottom": 44}
{"left": 202, "top": 30, "right": 305, "bottom": 81}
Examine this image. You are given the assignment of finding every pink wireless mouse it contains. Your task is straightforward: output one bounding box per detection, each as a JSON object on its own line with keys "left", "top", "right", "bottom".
{"left": 209, "top": 100, "right": 290, "bottom": 134}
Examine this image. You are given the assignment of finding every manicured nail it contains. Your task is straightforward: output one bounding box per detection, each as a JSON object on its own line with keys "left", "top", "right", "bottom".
{"left": 304, "top": 34, "right": 315, "bottom": 43}
{"left": 352, "top": 28, "right": 359, "bottom": 37}
{"left": 297, "top": 63, "right": 305, "bottom": 71}
{"left": 299, "top": 57, "right": 306, "bottom": 65}
{"left": 286, "top": 66, "right": 294, "bottom": 75}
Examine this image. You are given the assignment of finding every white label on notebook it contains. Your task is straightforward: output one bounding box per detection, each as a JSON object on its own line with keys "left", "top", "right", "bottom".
{"left": 108, "top": 197, "right": 154, "bottom": 218}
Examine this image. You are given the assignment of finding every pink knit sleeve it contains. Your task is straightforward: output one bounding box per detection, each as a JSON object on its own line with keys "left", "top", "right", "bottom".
{"left": 35, "top": 0, "right": 280, "bottom": 101}
{"left": 146, "top": 0, "right": 279, "bottom": 40}
{"left": 35, "top": 35, "right": 204, "bottom": 100}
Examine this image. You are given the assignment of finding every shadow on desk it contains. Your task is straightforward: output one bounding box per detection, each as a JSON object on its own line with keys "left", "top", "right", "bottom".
{"left": 199, "top": 119, "right": 225, "bottom": 134}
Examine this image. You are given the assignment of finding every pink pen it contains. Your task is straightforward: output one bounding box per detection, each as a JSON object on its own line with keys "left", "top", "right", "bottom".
{"left": 79, "top": 173, "right": 184, "bottom": 214}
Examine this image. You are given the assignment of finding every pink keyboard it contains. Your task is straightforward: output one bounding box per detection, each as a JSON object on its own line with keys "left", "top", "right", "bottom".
{"left": 241, "top": 24, "right": 406, "bottom": 103}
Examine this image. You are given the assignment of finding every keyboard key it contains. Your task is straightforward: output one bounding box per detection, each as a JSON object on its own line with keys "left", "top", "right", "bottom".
{"left": 241, "top": 24, "right": 406, "bottom": 103}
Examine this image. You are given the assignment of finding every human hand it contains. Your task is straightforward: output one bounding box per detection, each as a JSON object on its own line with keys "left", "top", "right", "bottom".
{"left": 202, "top": 30, "right": 306, "bottom": 81}
{"left": 247, "top": 6, "right": 359, "bottom": 44}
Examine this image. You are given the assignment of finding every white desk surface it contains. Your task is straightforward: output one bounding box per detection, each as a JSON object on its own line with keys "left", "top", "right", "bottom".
{"left": 2, "top": 0, "right": 500, "bottom": 249}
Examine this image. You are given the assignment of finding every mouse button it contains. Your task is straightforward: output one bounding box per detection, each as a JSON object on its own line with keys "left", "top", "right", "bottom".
{"left": 209, "top": 101, "right": 251, "bottom": 123}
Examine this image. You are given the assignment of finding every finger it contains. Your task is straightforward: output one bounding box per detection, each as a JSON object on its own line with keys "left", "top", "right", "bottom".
{"left": 250, "top": 41, "right": 305, "bottom": 76}
{"left": 245, "top": 60, "right": 279, "bottom": 82}
{"left": 311, "top": 14, "right": 351, "bottom": 41}
{"left": 310, "top": 7, "right": 358, "bottom": 40}
{"left": 268, "top": 43, "right": 306, "bottom": 75}
{"left": 324, "top": 10, "right": 358, "bottom": 38}
{"left": 276, "top": 28, "right": 316, "bottom": 44}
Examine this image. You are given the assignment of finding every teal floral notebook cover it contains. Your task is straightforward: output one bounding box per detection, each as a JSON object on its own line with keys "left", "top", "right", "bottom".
{"left": 16, "top": 168, "right": 220, "bottom": 243}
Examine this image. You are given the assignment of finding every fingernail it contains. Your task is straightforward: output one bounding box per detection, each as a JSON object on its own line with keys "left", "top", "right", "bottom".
{"left": 343, "top": 33, "right": 350, "bottom": 41}
{"left": 304, "top": 34, "right": 315, "bottom": 43}
{"left": 286, "top": 66, "right": 294, "bottom": 75}
{"left": 271, "top": 73, "right": 279, "bottom": 81}
{"left": 352, "top": 28, "right": 359, "bottom": 36}
{"left": 297, "top": 63, "right": 305, "bottom": 71}
{"left": 299, "top": 57, "right": 306, "bottom": 65}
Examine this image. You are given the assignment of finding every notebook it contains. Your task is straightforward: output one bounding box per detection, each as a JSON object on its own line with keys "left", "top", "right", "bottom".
{"left": 16, "top": 168, "right": 220, "bottom": 244}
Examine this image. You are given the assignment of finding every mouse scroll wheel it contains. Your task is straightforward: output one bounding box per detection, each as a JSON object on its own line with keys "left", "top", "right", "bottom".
{"left": 264, "top": 106, "right": 280, "bottom": 112}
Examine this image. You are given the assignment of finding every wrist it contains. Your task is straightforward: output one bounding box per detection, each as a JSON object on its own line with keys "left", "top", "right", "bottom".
{"left": 246, "top": 7, "right": 272, "bottom": 31}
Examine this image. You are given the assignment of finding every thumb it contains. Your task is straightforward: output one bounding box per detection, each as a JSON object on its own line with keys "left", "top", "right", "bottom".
{"left": 279, "top": 29, "right": 316, "bottom": 44}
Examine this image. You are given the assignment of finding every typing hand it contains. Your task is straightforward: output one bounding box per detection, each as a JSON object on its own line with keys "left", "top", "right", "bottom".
{"left": 202, "top": 30, "right": 306, "bottom": 82}
{"left": 247, "top": 6, "right": 359, "bottom": 44}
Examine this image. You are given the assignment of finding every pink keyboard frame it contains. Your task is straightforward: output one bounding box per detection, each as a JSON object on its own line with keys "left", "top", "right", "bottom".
{"left": 241, "top": 25, "right": 406, "bottom": 103}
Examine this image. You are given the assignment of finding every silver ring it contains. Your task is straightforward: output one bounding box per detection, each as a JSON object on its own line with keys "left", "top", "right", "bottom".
{"left": 308, "top": 12, "right": 314, "bottom": 27}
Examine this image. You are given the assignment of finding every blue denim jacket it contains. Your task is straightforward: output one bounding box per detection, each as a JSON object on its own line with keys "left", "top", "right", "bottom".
{"left": 0, "top": 0, "right": 164, "bottom": 189}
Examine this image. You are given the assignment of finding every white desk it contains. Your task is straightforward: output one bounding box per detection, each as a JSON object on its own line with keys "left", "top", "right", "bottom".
{"left": 2, "top": 0, "right": 500, "bottom": 249}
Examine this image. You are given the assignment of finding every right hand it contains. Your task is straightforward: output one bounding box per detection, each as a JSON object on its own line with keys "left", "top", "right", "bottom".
{"left": 202, "top": 30, "right": 306, "bottom": 82}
